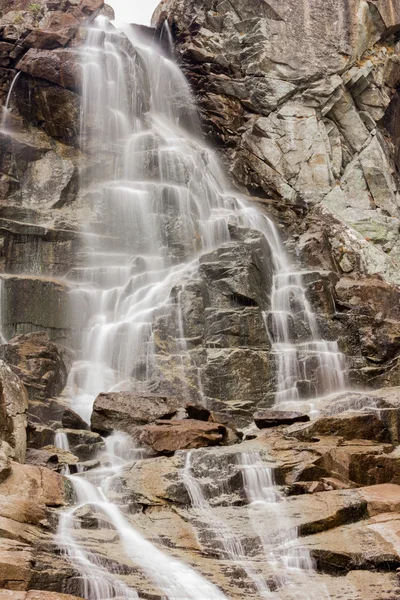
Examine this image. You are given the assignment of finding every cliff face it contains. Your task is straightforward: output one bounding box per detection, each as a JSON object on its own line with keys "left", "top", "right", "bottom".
{"left": 1, "top": 2, "right": 400, "bottom": 600}
{"left": 152, "top": 0, "right": 400, "bottom": 390}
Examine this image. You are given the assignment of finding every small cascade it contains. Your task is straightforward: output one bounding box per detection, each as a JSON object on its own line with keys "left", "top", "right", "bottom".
{"left": 58, "top": 434, "right": 229, "bottom": 600}
{"left": 265, "top": 241, "right": 347, "bottom": 410}
{"left": 1, "top": 71, "right": 21, "bottom": 131}
{"left": 240, "top": 451, "right": 330, "bottom": 600}
{"left": 54, "top": 430, "right": 72, "bottom": 475}
{"left": 0, "top": 278, "right": 6, "bottom": 344}
{"left": 182, "top": 452, "right": 274, "bottom": 599}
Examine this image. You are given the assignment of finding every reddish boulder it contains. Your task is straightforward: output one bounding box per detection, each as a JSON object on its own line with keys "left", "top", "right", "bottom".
{"left": 138, "top": 419, "right": 227, "bottom": 454}
{"left": 16, "top": 48, "right": 82, "bottom": 91}
{"left": 23, "top": 12, "right": 81, "bottom": 49}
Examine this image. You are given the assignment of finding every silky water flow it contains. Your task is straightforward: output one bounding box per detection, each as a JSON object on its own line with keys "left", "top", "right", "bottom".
{"left": 53, "top": 16, "right": 347, "bottom": 600}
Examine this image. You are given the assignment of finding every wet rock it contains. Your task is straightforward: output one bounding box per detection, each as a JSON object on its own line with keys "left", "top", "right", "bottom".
{"left": 0, "top": 332, "right": 70, "bottom": 401}
{"left": 28, "top": 398, "right": 88, "bottom": 432}
{"left": 17, "top": 48, "right": 82, "bottom": 91}
{"left": 137, "top": 419, "right": 229, "bottom": 455}
{"left": 0, "top": 361, "right": 28, "bottom": 463}
{"left": 59, "top": 428, "right": 103, "bottom": 461}
{"left": 25, "top": 445, "right": 79, "bottom": 473}
{"left": 254, "top": 410, "right": 310, "bottom": 429}
{"left": 15, "top": 75, "right": 80, "bottom": 145}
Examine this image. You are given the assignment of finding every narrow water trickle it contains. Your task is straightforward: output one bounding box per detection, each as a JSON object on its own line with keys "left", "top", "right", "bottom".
{"left": 1, "top": 70, "right": 21, "bottom": 131}
{"left": 56, "top": 14, "right": 347, "bottom": 600}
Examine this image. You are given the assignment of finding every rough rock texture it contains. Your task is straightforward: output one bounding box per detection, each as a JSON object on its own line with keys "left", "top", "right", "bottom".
{"left": 0, "top": 333, "right": 70, "bottom": 401}
{"left": 1, "top": 1, "right": 400, "bottom": 599}
{"left": 137, "top": 419, "right": 229, "bottom": 454}
{"left": 0, "top": 361, "right": 28, "bottom": 463}
{"left": 91, "top": 392, "right": 197, "bottom": 435}
{"left": 153, "top": 0, "right": 400, "bottom": 389}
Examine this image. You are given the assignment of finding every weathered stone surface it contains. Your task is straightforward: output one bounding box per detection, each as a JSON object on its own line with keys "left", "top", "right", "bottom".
{"left": 91, "top": 392, "right": 192, "bottom": 436}
{"left": 0, "top": 361, "right": 28, "bottom": 463}
{"left": 288, "top": 413, "right": 391, "bottom": 443}
{"left": 0, "top": 275, "right": 73, "bottom": 344}
{"left": 254, "top": 410, "right": 310, "bottom": 429}
{"left": 0, "top": 333, "right": 69, "bottom": 401}
{"left": 138, "top": 419, "right": 228, "bottom": 454}
{"left": 22, "top": 12, "right": 81, "bottom": 49}
{"left": 17, "top": 48, "right": 82, "bottom": 91}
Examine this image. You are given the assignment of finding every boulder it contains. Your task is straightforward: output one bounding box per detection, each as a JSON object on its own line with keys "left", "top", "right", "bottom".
{"left": 91, "top": 392, "right": 193, "bottom": 436}
{"left": 137, "top": 419, "right": 228, "bottom": 454}
{"left": 25, "top": 446, "right": 79, "bottom": 473}
{"left": 254, "top": 410, "right": 310, "bottom": 429}
{"left": 59, "top": 428, "right": 103, "bottom": 461}
{"left": 0, "top": 332, "right": 69, "bottom": 401}
{"left": 28, "top": 399, "right": 88, "bottom": 431}
{"left": 22, "top": 12, "right": 81, "bottom": 49}
{"left": 288, "top": 413, "right": 391, "bottom": 443}
{"left": 17, "top": 48, "right": 82, "bottom": 92}
{"left": 0, "top": 361, "right": 28, "bottom": 463}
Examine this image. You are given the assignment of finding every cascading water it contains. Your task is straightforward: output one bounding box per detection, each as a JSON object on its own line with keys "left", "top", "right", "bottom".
{"left": 182, "top": 452, "right": 274, "bottom": 599}
{"left": 57, "top": 14, "right": 348, "bottom": 600}
{"left": 239, "top": 452, "right": 330, "bottom": 600}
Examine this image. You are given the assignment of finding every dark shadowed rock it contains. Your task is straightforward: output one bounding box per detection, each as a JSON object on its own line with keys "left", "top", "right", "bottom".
{"left": 254, "top": 410, "right": 310, "bottom": 429}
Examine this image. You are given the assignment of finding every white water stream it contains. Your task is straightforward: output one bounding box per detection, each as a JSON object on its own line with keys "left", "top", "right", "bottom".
{"left": 240, "top": 451, "right": 330, "bottom": 600}
{"left": 54, "top": 15, "right": 347, "bottom": 600}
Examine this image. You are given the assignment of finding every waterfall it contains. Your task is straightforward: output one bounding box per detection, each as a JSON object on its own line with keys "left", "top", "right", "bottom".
{"left": 1, "top": 70, "right": 21, "bottom": 131}
{"left": 239, "top": 451, "right": 331, "bottom": 600}
{"left": 58, "top": 433, "right": 228, "bottom": 600}
{"left": 182, "top": 452, "right": 274, "bottom": 599}
{"left": 58, "top": 14, "right": 348, "bottom": 600}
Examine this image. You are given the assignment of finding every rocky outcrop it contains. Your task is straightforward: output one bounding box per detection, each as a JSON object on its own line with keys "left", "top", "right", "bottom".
{"left": 0, "top": 333, "right": 70, "bottom": 401}
{"left": 91, "top": 392, "right": 194, "bottom": 435}
{"left": 0, "top": 361, "right": 28, "bottom": 464}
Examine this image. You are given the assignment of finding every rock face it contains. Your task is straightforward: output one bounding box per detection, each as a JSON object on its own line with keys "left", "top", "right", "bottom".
{"left": 1, "top": 1, "right": 400, "bottom": 600}
{"left": 153, "top": 0, "right": 400, "bottom": 389}
{"left": 0, "top": 333, "right": 69, "bottom": 401}
{"left": 0, "top": 361, "right": 28, "bottom": 464}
